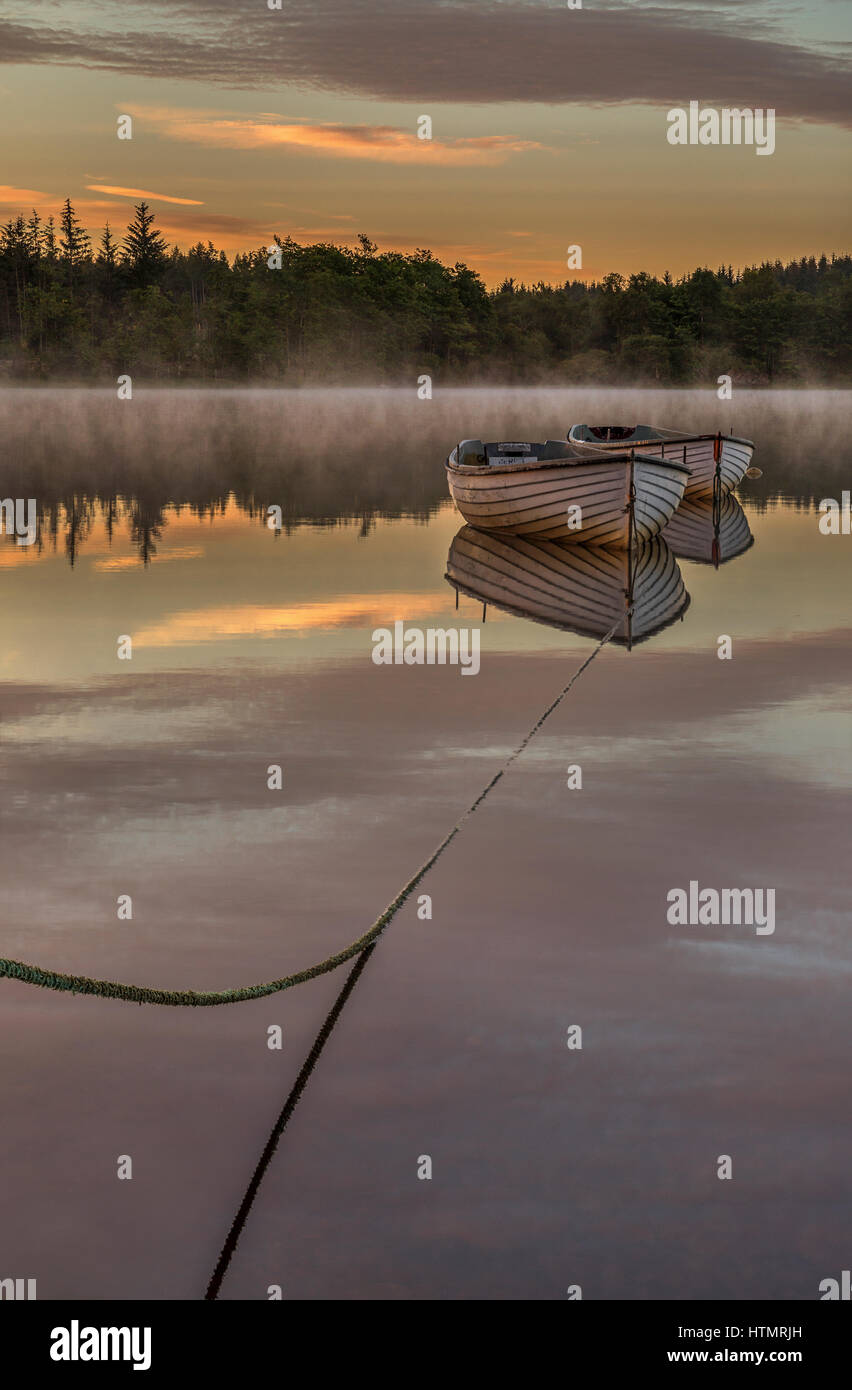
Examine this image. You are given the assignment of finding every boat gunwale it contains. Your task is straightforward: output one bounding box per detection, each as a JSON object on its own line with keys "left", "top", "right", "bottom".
{"left": 566, "top": 425, "right": 754, "bottom": 450}
{"left": 446, "top": 446, "right": 691, "bottom": 478}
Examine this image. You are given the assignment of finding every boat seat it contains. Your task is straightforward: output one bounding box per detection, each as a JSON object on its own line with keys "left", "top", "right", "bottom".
{"left": 486, "top": 441, "right": 538, "bottom": 459}
{"left": 485, "top": 440, "right": 570, "bottom": 463}
{"left": 457, "top": 439, "right": 487, "bottom": 466}
{"left": 458, "top": 439, "right": 573, "bottom": 466}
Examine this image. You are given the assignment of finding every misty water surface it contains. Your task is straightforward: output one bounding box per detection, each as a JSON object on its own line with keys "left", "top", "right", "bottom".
{"left": 0, "top": 388, "right": 850, "bottom": 1300}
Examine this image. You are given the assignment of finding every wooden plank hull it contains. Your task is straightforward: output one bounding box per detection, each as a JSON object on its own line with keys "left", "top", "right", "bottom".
{"left": 446, "top": 452, "right": 688, "bottom": 550}
{"left": 446, "top": 525, "right": 690, "bottom": 647}
{"left": 637, "top": 435, "right": 754, "bottom": 496}
{"left": 662, "top": 493, "right": 754, "bottom": 566}
{"left": 568, "top": 430, "right": 754, "bottom": 498}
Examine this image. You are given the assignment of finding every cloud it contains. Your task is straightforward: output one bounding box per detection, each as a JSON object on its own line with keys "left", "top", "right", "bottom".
{"left": 0, "top": 186, "right": 185, "bottom": 225}
{"left": 0, "top": 186, "right": 92, "bottom": 220}
{"left": 132, "top": 592, "right": 449, "bottom": 648}
{"left": 0, "top": 3, "right": 849, "bottom": 128}
{"left": 85, "top": 184, "right": 204, "bottom": 205}
{"left": 0, "top": 185, "right": 51, "bottom": 204}
{"left": 121, "top": 106, "right": 543, "bottom": 165}
{"left": 143, "top": 210, "right": 277, "bottom": 245}
{"left": 0, "top": 182, "right": 320, "bottom": 250}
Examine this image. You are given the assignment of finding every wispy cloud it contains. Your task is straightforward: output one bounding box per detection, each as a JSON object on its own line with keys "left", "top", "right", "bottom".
{"left": 133, "top": 592, "right": 449, "bottom": 648}
{"left": 0, "top": 185, "right": 51, "bottom": 205}
{"left": 0, "top": 182, "right": 277, "bottom": 246}
{"left": 0, "top": 3, "right": 849, "bottom": 127}
{"left": 85, "top": 183, "right": 204, "bottom": 206}
{"left": 122, "top": 105, "right": 543, "bottom": 165}
{"left": 143, "top": 210, "right": 280, "bottom": 245}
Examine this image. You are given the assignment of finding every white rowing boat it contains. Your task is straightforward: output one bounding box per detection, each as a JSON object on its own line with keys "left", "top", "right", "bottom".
{"left": 662, "top": 493, "right": 754, "bottom": 567}
{"left": 566, "top": 425, "right": 754, "bottom": 498}
{"left": 446, "top": 524, "right": 690, "bottom": 648}
{"left": 445, "top": 439, "right": 689, "bottom": 549}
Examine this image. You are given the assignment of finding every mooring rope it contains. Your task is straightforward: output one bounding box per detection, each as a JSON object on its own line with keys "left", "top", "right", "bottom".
{"left": 0, "top": 613, "right": 628, "bottom": 1007}
{"left": 205, "top": 942, "right": 377, "bottom": 1300}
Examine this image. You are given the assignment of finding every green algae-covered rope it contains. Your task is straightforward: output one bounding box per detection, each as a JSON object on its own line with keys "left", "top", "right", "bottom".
{"left": 0, "top": 615, "right": 626, "bottom": 1006}
{"left": 0, "top": 820, "right": 460, "bottom": 1006}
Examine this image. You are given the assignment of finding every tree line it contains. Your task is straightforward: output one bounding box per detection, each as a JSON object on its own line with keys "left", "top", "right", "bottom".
{"left": 1, "top": 199, "right": 849, "bottom": 383}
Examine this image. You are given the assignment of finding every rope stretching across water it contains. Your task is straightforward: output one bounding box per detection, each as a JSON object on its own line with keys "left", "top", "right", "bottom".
{"left": 0, "top": 614, "right": 628, "bottom": 1007}
{"left": 205, "top": 942, "right": 377, "bottom": 1299}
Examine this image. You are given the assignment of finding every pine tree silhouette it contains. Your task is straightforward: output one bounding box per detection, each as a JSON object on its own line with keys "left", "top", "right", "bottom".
{"left": 122, "top": 202, "right": 167, "bottom": 286}
{"left": 59, "top": 197, "right": 91, "bottom": 288}
{"left": 97, "top": 222, "right": 118, "bottom": 268}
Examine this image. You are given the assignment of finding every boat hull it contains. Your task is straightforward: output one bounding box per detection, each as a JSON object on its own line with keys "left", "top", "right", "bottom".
{"left": 446, "top": 526, "right": 690, "bottom": 646}
{"left": 567, "top": 429, "right": 754, "bottom": 498}
{"left": 662, "top": 493, "right": 754, "bottom": 566}
{"left": 446, "top": 452, "right": 688, "bottom": 549}
{"left": 637, "top": 434, "right": 753, "bottom": 497}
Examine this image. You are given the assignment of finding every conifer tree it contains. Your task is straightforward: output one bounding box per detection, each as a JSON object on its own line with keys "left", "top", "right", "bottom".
{"left": 59, "top": 197, "right": 91, "bottom": 284}
{"left": 122, "top": 202, "right": 167, "bottom": 285}
{"left": 98, "top": 222, "right": 118, "bottom": 268}
{"left": 43, "top": 215, "right": 57, "bottom": 259}
{"left": 26, "top": 211, "right": 43, "bottom": 258}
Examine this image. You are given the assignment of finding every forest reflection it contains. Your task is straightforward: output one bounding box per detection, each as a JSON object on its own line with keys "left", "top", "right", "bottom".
{"left": 2, "top": 387, "right": 849, "bottom": 564}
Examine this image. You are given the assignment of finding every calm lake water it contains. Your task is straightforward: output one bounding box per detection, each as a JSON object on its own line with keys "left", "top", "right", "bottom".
{"left": 1, "top": 387, "right": 850, "bottom": 1300}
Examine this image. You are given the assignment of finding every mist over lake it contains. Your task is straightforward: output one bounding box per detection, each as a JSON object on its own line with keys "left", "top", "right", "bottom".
{"left": 1, "top": 385, "right": 850, "bottom": 1300}
{"left": 2, "top": 387, "right": 849, "bottom": 553}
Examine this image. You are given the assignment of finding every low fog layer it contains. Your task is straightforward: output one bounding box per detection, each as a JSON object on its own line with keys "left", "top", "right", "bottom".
{"left": 0, "top": 387, "right": 849, "bottom": 562}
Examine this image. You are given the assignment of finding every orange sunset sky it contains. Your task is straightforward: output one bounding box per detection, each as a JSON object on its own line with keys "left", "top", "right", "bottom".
{"left": 1, "top": 0, "right": 849, "bottom": 285}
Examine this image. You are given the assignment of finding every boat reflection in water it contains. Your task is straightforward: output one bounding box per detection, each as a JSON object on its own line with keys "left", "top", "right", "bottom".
{"left": 662, "top": 493, "right": 754, "bottom": 568}
{"left": 446, "top": 525, "right": 690, "bottom": 649}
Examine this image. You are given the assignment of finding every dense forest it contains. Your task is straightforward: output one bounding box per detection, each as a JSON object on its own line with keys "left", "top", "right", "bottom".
{"left": 1, "top": 199, "right": 850, "bottom": 384}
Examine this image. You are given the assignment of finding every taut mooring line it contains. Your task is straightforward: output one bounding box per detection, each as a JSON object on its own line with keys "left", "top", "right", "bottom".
{"left": 205, "top": 942, "right": 376, "bottom": 1300}
{"left": 0, "top": 613, "right": 628, "bottom": 1007}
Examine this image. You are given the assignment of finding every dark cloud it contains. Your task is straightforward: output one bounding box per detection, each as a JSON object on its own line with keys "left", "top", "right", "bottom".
{"left": 0, "top": 2, "right": 849, "bottom": 126}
